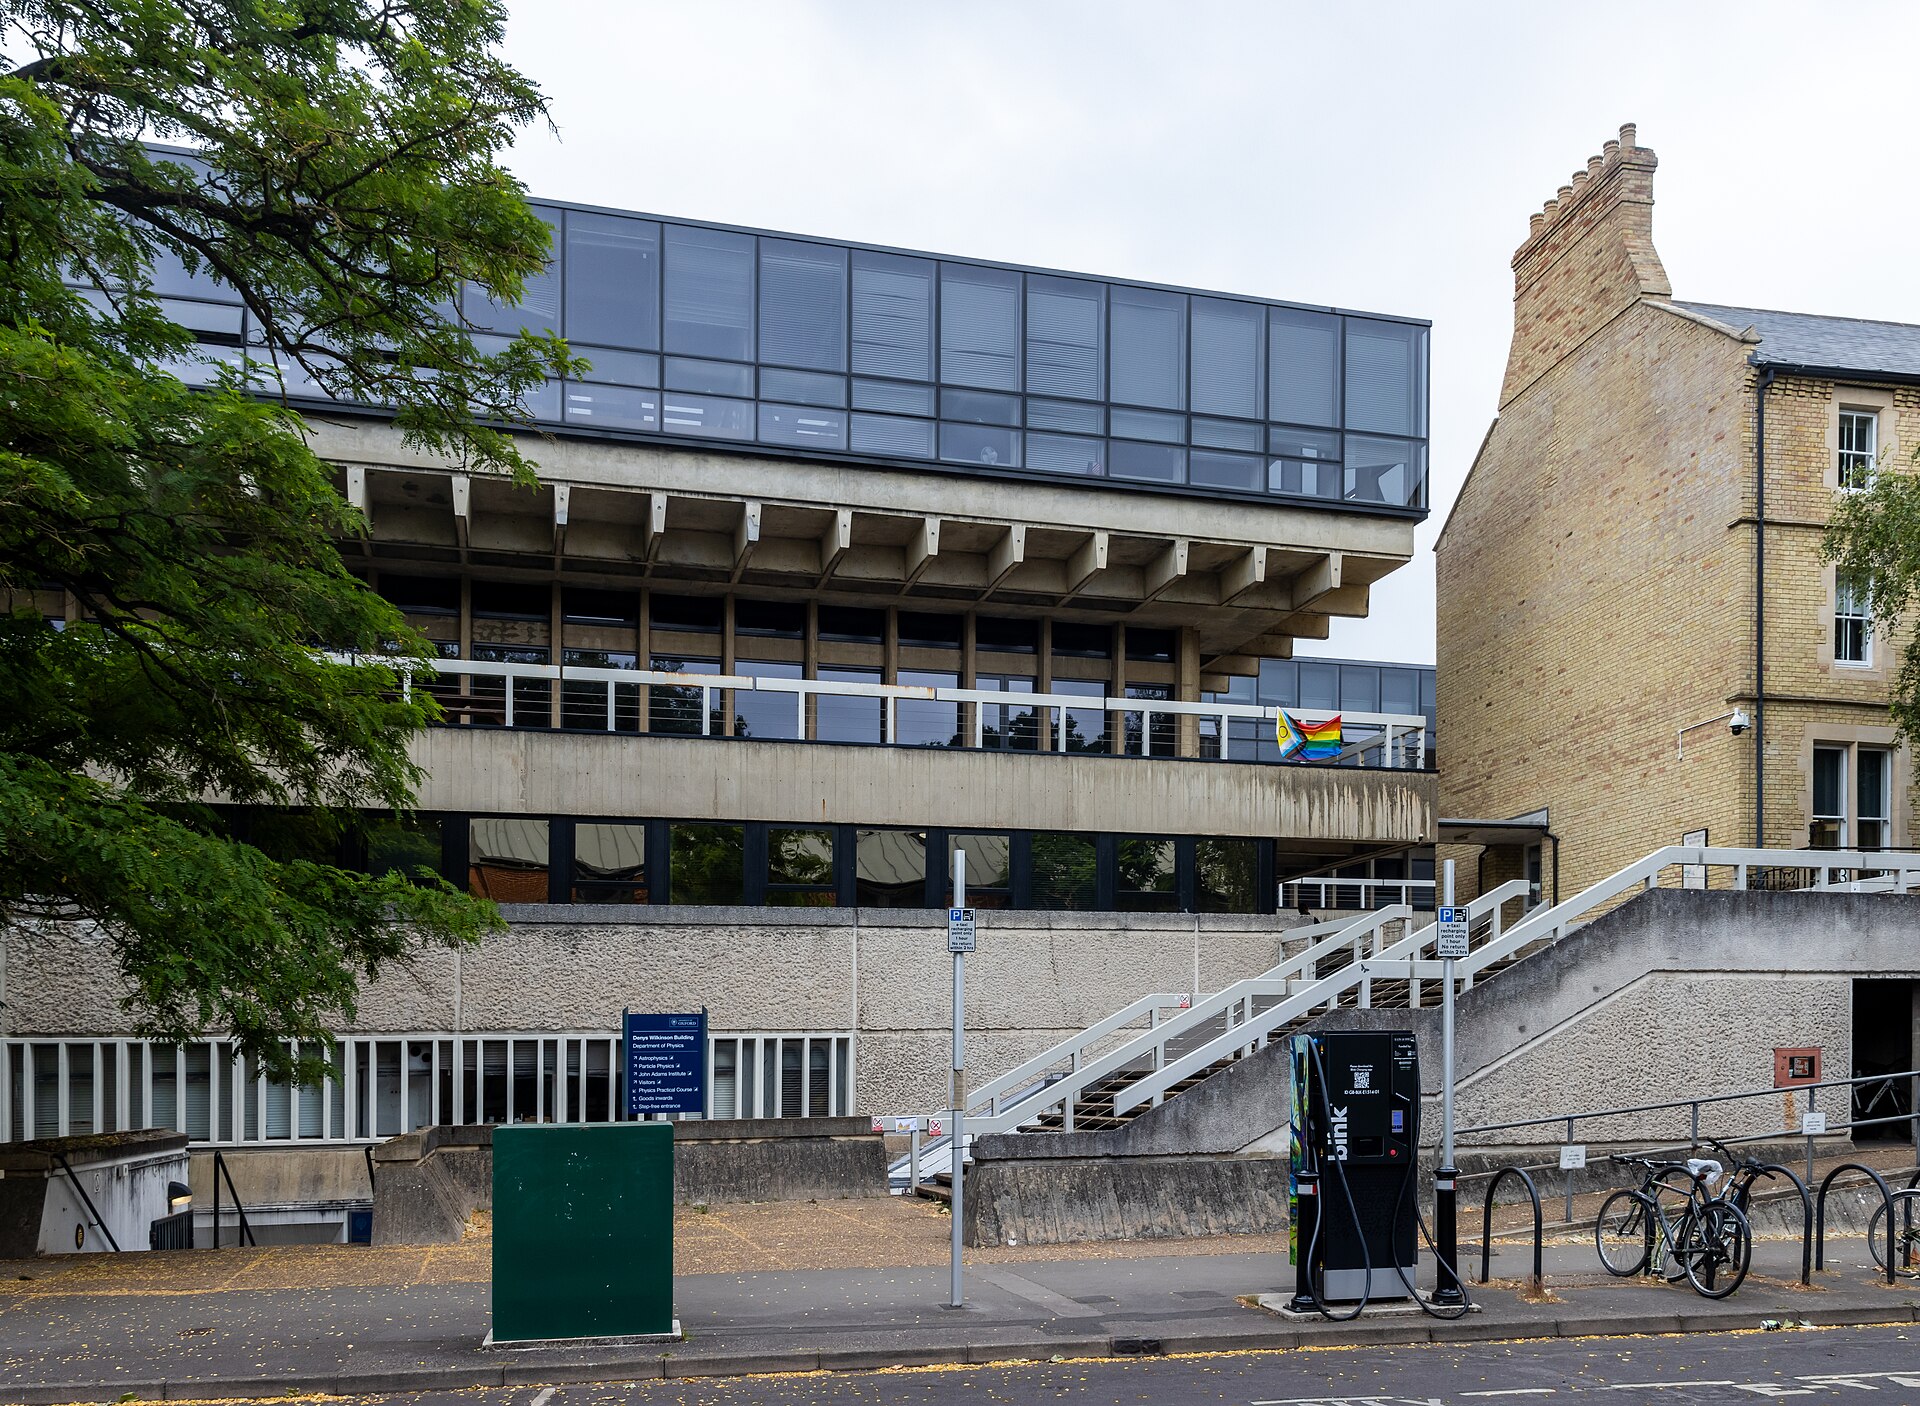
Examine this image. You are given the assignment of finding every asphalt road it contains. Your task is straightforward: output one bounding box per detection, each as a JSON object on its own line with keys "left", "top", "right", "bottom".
{"left": 155, "top": 1324, "right": 1920, "bottom": 1406}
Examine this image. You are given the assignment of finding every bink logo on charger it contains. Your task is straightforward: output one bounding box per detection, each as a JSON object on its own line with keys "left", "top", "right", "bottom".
{"left": 1329, "top": 1105, "right": 1349, "bottom": 1160}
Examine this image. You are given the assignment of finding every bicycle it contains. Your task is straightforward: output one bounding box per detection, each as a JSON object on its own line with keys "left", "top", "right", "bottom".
{"left": 1594, "top": 1154, "right": 1753, "bottom": 1298}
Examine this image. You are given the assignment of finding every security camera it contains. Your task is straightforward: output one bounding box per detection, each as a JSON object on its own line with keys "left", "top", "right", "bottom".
{"left": 1729, "top": 708, "right": 1750, "bottom": 736}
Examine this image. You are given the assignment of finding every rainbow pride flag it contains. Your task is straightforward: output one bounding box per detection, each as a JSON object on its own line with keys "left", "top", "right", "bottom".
{"left": 1278, "top": 711, "right": 1343, "bottom": 762}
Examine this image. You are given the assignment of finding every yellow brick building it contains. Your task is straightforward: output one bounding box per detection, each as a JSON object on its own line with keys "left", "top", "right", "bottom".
{"left": 1437, "top": 124, "right": 1920, "bottom": 903}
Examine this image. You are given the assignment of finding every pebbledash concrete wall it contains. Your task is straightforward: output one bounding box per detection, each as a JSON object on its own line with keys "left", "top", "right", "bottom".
{"left": 965, "top": 889, "right": 1916, "bottom": 1246}
{"left": 5, "top": 909, "right": 1313, "bottom": 1117}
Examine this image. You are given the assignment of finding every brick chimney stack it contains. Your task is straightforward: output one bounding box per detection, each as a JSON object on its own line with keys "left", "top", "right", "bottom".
{"left": 1499, "top": 124, "right": 1672, "bottom": 408}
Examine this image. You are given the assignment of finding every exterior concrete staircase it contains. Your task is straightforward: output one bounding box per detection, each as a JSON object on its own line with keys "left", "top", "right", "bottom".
{"left": 897, "top": 844, "right": 1920, "bottom": 1192}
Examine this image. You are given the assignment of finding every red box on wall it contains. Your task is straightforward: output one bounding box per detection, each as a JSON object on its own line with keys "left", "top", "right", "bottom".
{"left": 1774, "top": 1047, "right": 1820, "bottom": 1087}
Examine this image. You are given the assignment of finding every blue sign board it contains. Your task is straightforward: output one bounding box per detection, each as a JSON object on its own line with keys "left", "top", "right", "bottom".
{"left": 622, "top": 1009, "right": 707, "bottom": 1116}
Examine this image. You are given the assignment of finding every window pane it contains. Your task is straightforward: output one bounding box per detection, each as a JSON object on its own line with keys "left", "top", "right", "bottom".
{"left": 469, "top": 818, "right": 550, "bottom": 902}
{"left": 1813, "top": 747, "right": 1846, "bottom": 824}
{"left": 851, "top": 413, "right": 935, "bottom": 458}
{"left": 853, "top": 378, "right": 934, "bottom": 414}
{"left": 1190, "top": 450, "right": 1261, "bottom": 492}
{"left": 648, "top": 654, "right": 723, "bottom": 734}
{"left": 665, "top": 357, "right": 754, "bottom": 396}
{"left": 561, "top": 648, "right": 640, "bottom": 732}
{"left": 1027, "top": 432, "right": 1105, "bottom": 476}
{"left": 1270, "top": 426, "right": 1343, "bottom": 498}
{"left": 760, "top": 238, "right": 847, "bottom": 371}
{"left": 1026, "top": 275, "right": 1104, "bottom": 399}
{"left": 662, "top": 392, "right": 753, "bottom": 440}
{"left": 564, "top": 213, "right": 659, "bottom": 350}
{"left": 565, "top": 382, "right": 659, "bottom": 432}
{"left": 735, "top": 659, "right": 803, "bottom": 740}
{"left": 897, "top": 667, "right": 959, "bottom": 747}
{"left": 1193, "top": 417, "right": 1263, "bottom": 450}
{"left": 761, "top": 367, "right": 846, "bottom": 406}
{"left": 664, "top": 225, "right": 754, "bottom": 361}
{"left": 1196, "top": 837, "right": 1260, "bottom": 913}
{"left": 1344, "top": 435, "right": 1426, "bottom": 507}
{"left": 1112, "top": 408, "right": 1184, "bottom": 443}
{"left": 365, "top": 815, "right": 443, "bottom": 886}
{"left": 1028, "top": 399, "right": 1104, "bottom": 433}
{"left": 1345, "top": 319, "right": 1425, "bottom": 436}
{"left": 857, "top": 829, "right": 926, "bottom": 907}
{"left": 467, "top": 210, "right": 560, "bottom": 336}
{"left": 575, "top": 347, "right": 659, "bottom": 387}
{"left": 818, "top": 665, "right": 882, "bottom": 743}
{"left": 670, "top": 824, "right": 745, "bottom": 904}
{"left": 939, "top": 422, "right": 1020, "bottom": 467}
{"left": 574, "top": 822, "right": 649, "bottom": 903}
{"left": 1110, "top": 286, "right": 1186, "bottom": 409}
{"left": 1031, "top": 833, "right": 1097, "bottom": 910}
{"left": 852, "top": 251, "right": 934, "bottom": 380}
{"left": 947, "top": 832, "right": 1011, "bottom": 907}
{"left": 1191, "top": 297, "right": 1263, "bottom": 419}
{"left": 1109, "top": 439, "right": 1184, "bottom": 483}
{"left": 1117, "top": 838, "right": 1177, "bottom": 912}
{"left": 768, "top": 827, "right": 835, "bottom": 905}
{"left": 941, "top": 388, "right": 1021, "bottom": 426}
{"left": 1859, "top": 749, "right": 1890, "bottom": 837}
{"left": 1269, "top": 307, "right": 1340, "bottom": 427}
{"left": 1053, "top": 676, "right": 1109, "bottom": 753}
{"left": 976, "top": 672, "right": 1039, "bottom": 750}
{"left": 759, "top": 403, "right": 848, "bottom": 451}
{"left": 940, "top": 264, "right": 1021, "bottom": 390}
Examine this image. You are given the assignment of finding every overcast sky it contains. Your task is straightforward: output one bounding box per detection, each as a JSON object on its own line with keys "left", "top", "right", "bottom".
{"left": 498, "top": 1, "right": 1920, "bottom": 667}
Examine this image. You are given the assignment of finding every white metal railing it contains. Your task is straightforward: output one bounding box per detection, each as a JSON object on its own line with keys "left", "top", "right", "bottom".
{"left": 0, "top": 1030, "right": 855, "bottom": 1145}
{"left": 325, "top": 652, "right": 1429, "bottom": 769}
{"left": 1281, "top": 876, "right": 1439, "bottom": 911}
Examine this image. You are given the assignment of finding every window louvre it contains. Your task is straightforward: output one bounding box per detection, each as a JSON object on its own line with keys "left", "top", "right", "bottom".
{"left": 1026, "top": 276, "right": 1104, "bottom": 399}
{"left": 1191, "top": 297, "right": 1263, "bottom": 419}
{"left": 664, "top": 225, "right": 754, "bottom": 362}
{"left": 851, "top": 252, "right": 934, "bottom": 380}
{"left": 940, "top": 265, "right": 1021, "bottom": 390}
{"left": 1110, "top": 286, "right": 1186, "bottom": 409}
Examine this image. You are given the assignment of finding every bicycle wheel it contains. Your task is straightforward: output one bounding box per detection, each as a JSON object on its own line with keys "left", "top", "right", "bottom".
{"left": 1868, "top": 1189, "right": 1920, "bottom": 1272}
{"left": 1681, "top": 1200, "right": 1752, "bottom": 1299}
{"left": 1596, "top": 1190, "right": 1652, "bottom": 1276}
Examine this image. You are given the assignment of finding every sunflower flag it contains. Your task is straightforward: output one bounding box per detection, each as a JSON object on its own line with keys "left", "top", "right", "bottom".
{"left": 1278, "top": 710, "right": 1342, "bottom": 762}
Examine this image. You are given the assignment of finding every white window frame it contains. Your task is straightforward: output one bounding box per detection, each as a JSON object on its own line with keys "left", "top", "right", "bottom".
{"left": 1858, "top": 747, "right": 1893, "bottom": 852}
{"left": 1838, "top": 408, "right": 1878, "bottom": 492}
{"left": 1835, "top": 574, "right": 1874, "bottom": 668}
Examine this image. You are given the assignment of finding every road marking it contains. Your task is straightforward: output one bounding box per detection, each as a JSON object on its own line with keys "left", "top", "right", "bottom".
{"left": 1595, "top": 1385, "right": 1735, "bottom": 1393}
{"left": 1462, "top": 1392, "right": 1557, "bottom": 1399}
{"left": 530, "top": 1389, "right": 555, "bottom": 1406}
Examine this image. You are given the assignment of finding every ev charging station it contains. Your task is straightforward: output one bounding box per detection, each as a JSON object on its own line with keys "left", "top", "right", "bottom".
{"left": 1286, "top": 1030, "right": 1421, "bottom": 1308}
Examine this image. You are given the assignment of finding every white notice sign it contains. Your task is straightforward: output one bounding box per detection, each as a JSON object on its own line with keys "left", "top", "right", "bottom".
{"left": 1803, "top": 1110, "right": 1828, "bottom": 1136}
{"left": 1436, "top": 906, "right": 1470, "bottom": 959}
{"left": 1559, "top": 1144, "right": 1588, "bottom": 1170}
{"left": 947, "top": 907, "right": 977, "bottom": 953}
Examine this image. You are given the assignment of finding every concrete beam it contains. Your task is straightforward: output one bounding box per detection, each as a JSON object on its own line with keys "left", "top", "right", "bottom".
{"left": 643, "top": 491, "right": 668, "bottom": 565}
{"left": 904, "top": 516, "right": 940, "bottom": 588}
{"left": 450, "top": 474, "right": 470, "bottom": 551}
{"left": 1063, "top": 531, "right": 1109, "bottom": 601}
{"left": 817, "top": 508, "right": 853, "bottom": 585}
{"left": 730, "top": 499, "right": 762, "bottom": 583}
{"left": 1218, "top": 546, "right": 1267, "bottom": 605}
{"left": 1289, "top": 552, "right": 1343, "bottom": 611}
{"left": 345, "top": 465, "right": 369, "bottom": 517}
{"left": 1141, "top": 539, "right": 1190, "bottom": 603}
{"left": 552, "top": 483, "right": 570, "bottom": 557}
{"left": 984, "top": 524, "right": 1027, "bottom": 596}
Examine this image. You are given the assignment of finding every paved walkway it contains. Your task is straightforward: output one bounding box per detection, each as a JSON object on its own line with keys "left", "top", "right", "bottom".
{"left": 0, "top": 1200, "right": 1916, "bottom": 1403}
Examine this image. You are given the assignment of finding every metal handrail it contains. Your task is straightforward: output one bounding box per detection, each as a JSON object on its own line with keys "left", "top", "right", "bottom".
{"left": 50, "top": 1151, "right": 121, "bottom": 1253}
{"left": 1113, "top": 880, "right": 1532, "bottom": 1113}
{"left": 324, "top": 651, "right": 1430, "bottom": 769}
{"left": 1459, "top": 1068, "right": 1920, "bottom": 1140}
{"left": 211, "top": 1148, "right": 257, "bottom": 1249}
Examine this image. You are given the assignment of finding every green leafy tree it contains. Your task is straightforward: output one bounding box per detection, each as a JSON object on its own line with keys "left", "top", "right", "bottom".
{"left": 0, "top": 0, "right": 576, "bottom": 1075}
{"left": 1825, "top": 446, "right": 1920, "bottom": 745}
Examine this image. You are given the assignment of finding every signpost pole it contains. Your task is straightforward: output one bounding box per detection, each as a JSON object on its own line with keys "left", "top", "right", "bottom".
{"left": 949, "top": 848, "right": 967, "bottom": 1310}
{"left": 1433, "top": 859, "right": 1464, "bottom": 1306}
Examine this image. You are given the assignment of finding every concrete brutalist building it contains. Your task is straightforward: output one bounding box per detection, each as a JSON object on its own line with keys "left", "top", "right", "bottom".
{"left": 7, "top": 192, "right": 1439, "bottom": 1232}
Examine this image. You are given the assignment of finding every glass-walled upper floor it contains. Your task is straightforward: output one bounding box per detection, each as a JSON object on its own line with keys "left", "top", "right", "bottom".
{"left": 151, "top": 199, "right": 1430, "bottom": 512}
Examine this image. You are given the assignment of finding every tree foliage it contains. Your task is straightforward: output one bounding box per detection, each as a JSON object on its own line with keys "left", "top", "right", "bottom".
{"left": 1824, "top": 446, "right": 1920, "bottom": 747}
{"left": 0, "top": 0, "right": 573, "bottom": 1074}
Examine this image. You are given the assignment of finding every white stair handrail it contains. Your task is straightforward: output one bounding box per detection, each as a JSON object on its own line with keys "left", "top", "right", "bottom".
{"left": 1112, "top": 883, "right": 1527, "bottom": 1114}
{"left": 964, "top": 906, "right": 1408, "bottom": 1137}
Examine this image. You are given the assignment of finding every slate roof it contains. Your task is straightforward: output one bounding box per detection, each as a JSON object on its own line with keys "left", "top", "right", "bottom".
{"left": 1674, "top": 301, "right": 1920, "bottom": 378}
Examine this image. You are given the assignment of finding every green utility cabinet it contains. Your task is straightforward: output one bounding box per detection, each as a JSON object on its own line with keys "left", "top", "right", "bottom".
{"left": 491, "top": 1122, "right": 675, "bottom": 1343}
